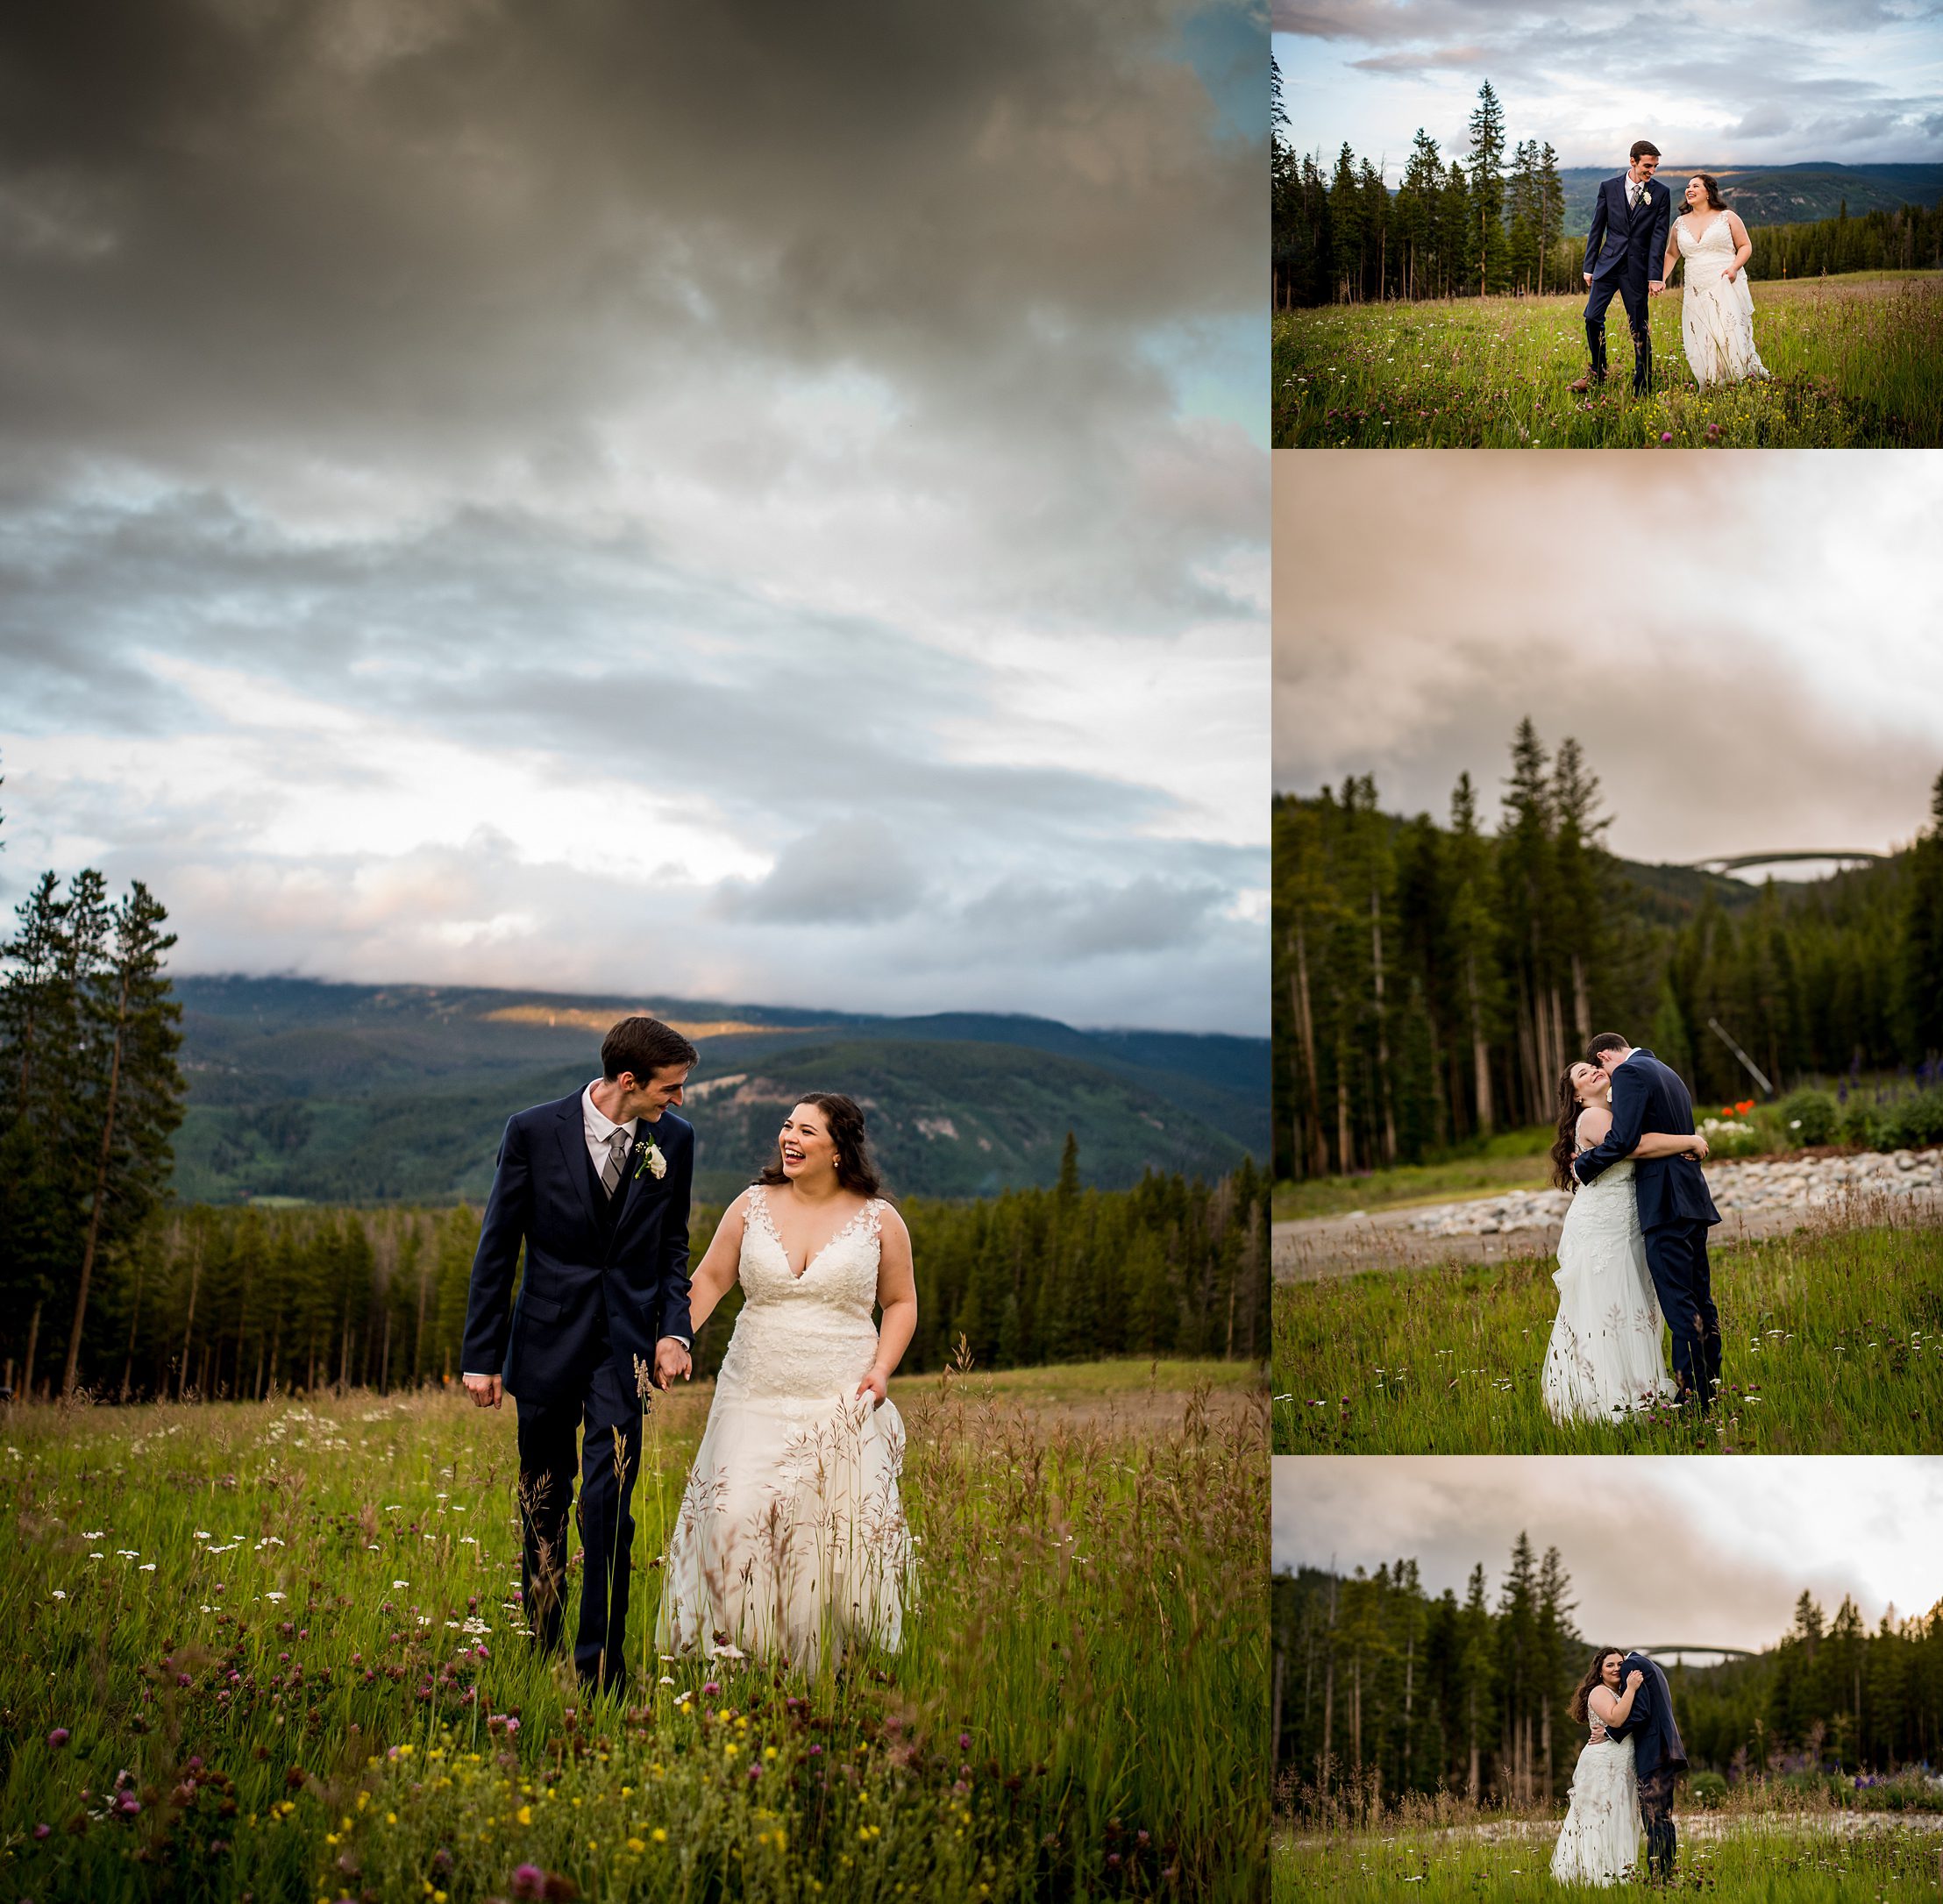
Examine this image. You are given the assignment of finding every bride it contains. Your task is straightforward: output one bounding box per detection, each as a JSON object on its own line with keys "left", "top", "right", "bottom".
{"left": 1664, "top": 174, "right": 1768, "bottom": 386}
{"left": 1541, "top": 1062, "right": 1704, "bottom": 1424}
{"left": 655, "top": 1093, "right": 917, "bottom": 1670}
{"left": 1552, "top": 1650, "right": 1646, "bottom": 1885}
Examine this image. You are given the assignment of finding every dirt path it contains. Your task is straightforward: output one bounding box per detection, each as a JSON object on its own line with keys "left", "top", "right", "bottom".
{"left": 1276, "top": 1151, "right": 1943, "bottom": 1282}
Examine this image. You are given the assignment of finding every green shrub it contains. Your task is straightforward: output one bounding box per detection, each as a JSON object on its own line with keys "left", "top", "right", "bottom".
{"left": 1838, "top": 1100, "right": 1883, "bottom": 1149}
{"left": 1778, "top": 1088, "right": 1840, "bottom": 1147}
{"left": 1690, "top": 1770, "right": 1728, "bottom": 1809}
{"left": 1880, "top": 1087, "right": 1943, "bottom": 1148}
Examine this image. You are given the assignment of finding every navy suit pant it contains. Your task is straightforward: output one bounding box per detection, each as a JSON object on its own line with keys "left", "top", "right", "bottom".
{"left": 515, "top": 1344, "right": 642, "bottom": 1694}
{"left": 1638, "top": 1763, "right": 1679, "bottom": 1879}
{"left": 1584, "top": 274, "right": 1653, "bottom": 394}
{"left": 1642, "top": 1219, "right": 1720, "bottom": 1410}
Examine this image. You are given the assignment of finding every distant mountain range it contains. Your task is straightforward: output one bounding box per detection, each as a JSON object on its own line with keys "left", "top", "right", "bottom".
{"left": 1560, "top": 163, "right": 1943, "bottom": 236}
{"left": 170, "top": 977, "right": 1268, "bottom": 1206}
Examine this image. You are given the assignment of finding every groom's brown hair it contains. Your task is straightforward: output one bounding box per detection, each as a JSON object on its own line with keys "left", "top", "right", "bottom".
{"left": 1630, "top": 139, "right": 1661, "bottom": 161}
{"left": 601, "top": 1014, "right": 698, "bottom": 1082}
{"left": 1586, "top": 1032, "right": 1629, "bottom": 1063}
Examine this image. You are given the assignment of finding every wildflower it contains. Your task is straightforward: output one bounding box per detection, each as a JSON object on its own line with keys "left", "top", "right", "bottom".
{"left": 48, "top": 1729, "right": 70, "bottom": 1748}
{"left": 511, "top": 1865, "right": 546, "bottom": 1899}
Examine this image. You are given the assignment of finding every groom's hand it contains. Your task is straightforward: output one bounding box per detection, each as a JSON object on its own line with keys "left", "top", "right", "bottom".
{"left": 1649, "top": 280, "right": 1665, "bottom": 295}
{"left": 1583, "top": 272, "right": 1592, "bottom": 286}
{"left": 653, "top": 1337, "right": 692, "bottom": 1388}
{"left": 462, "top": 1373, "right": 502, "bottom": 1410}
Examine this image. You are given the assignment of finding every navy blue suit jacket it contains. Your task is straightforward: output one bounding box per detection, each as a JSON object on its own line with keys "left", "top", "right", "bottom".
{"left": 1573, "top": 1048, "right": 1720, "bottom": 1233}
{"left": 460, "top": 1091, "right": 695, "bottom": 1405}
{"left": 1583, "top": 174, "right": 1671, "bottom": 287}
{"left": 1604, "top": 1652, "right": 1687, "bottom": 1780}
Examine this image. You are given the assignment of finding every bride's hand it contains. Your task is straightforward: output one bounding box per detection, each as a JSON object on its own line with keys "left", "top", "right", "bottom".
{"left": 855, "top": 1368, "right": 889, "bottom": 1408}
{"left": 1724, "top": 264, "right": 1739, "bottom": 281}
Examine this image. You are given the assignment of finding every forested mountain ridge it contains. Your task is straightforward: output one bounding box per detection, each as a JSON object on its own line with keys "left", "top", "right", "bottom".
{"left": 1270, "top": 727, "right": 1943, "bottom": 1181}
{"left": 1274, "top": 1554, "right": 1943, "bottom": 1809}
{"left": 171, "top": 976, "right": 1269, "bottom": 1204}
{"left": 1555, "top": 164, "right": 1943, "bottom": 236}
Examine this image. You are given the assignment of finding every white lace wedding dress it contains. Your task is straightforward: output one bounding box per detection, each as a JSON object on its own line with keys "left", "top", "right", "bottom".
{"left": 655, "top": 1188, "right": 912, "bottom": 1670}
{"left": 1551, "top": 1726, "right": 1641, "bottom": 1885}
{"left": 1677, "top": 213, "right": 1768, "bottom": 386}
{"left": 1541, "top": 1161, "right": 1676, "bottom": 1424}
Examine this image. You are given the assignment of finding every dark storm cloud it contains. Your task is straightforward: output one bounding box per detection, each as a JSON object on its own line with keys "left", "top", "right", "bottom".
{"left": 1273, "top": 1459, "right": 1943, "bottom": 1653}
{"left": 0, "top": 0, "right": 1262, "bottom": 467}
{"left": 0, "top": 0, "right": 1269, "bottom": 1034}
{"left": 1272, "top": 0, "right": 1941, "bottom": 166}
{"left": 1272, "top": 454, "right": 1943, "bottom": 870}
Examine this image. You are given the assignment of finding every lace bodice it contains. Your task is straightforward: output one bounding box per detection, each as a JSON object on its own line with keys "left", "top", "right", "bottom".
{"left": 715, "top": 1188, "right": 886, "bottom": 1398}
{"left": 1676, "top": 213, "right": 1733, "bottom": 260}
{"left": 741, "top": 1187, "right": 884, "bottom": 1317}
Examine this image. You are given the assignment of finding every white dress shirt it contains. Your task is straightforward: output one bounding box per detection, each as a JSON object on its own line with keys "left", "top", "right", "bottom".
{"left": 581, "top": 1077, "right": 638, "bottom": 1179}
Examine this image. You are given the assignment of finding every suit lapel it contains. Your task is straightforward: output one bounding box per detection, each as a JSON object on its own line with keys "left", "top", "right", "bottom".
{"left": 555, "top": 1098, "right": 598, "bottom": 1229}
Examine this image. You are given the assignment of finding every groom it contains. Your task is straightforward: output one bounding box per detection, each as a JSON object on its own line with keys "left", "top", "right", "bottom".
{"left": 1569, "top": 140, "right": 1671, "bottom": 396}
{"left": 1572, "top": 1034, "right": 1722, "bottom": 1411}
{"left": 1601, "top": 1650, "right": 1688, "bottom": 1882}
{"left": 460, "top": 1014, "right": 699, "bottom": 1695}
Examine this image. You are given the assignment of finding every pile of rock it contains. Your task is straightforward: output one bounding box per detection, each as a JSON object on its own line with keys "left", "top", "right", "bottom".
{"left": 1408, "top": 1187, "right": 1569, "bottom": 1237}
{"left": 1404, "top": 1147, "right": 1943, "bottom": 1238}
{"left": 1704, "top": 1146, "right": 1941, "bottom": 1218}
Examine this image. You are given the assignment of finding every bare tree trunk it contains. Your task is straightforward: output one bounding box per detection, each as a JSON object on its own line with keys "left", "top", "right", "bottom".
{"left": 1370, "top": 884, "right": 1398, "bottom": 1163}
{"left": 1467, "top": 951, "right": 1494, "bottom": 1134}
{"left": 176, "top": 1238, "right": 203, "bottom": 1401}
{"left": 1334, "top": 1040, "right": 1354, "bottom": 1176}
{"left": 120, "top": 1250, "right": 146, "bottom": 1403}
{"left": 63, "top": 963, "right": 132, "bottom": 1397}
{"left": 1571, "top": 951, "right": 1591, "bottom": 1044}
{"left": 1271, "top": 1642, "right": 1285, "bottom": 1773}
{"left": 1467, "top": 1683, "right": 1480, "bottom": 1804}
{"left": 1292, "top": 921, "right": 1328, "bottom": 1177}
{"left": 1404, "top": 1626, "right": 1415, "bottom": 1787}
{"left": 21, "top": 1300, "right": 42, "bottom": 1402}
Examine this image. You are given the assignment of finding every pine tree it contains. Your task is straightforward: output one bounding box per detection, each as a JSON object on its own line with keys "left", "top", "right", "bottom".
{"left": 61, "top": 882, "right": 184, "bottom": 1396}
{"left": 1466, "top": 81, "right": 1507, "bottom": 296}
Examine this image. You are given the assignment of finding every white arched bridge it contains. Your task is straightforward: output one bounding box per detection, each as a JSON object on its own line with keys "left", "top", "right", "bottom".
{"left": 1687, "top": 849, "right": 1886, "bottom": 877}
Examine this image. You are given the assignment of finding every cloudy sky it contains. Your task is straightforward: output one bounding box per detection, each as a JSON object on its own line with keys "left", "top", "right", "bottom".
{"left": 1274, "top": 1457, "right": 1943, "bottom": 1652}
{"left": 1273, "top": 0, "right": 1943, "bottom": 178}
{"left": 1274, "top": 452, "right": 1943, "bottom": 873}
{"left": 0, "top": 0, "right": 1269, "bottom": 1037}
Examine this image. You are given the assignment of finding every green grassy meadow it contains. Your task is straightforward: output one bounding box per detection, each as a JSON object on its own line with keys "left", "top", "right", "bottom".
{"left": 1272, "top": 1218, "right": 1943, "bottom": 1453}
{"left": 1271, "top": 272, "right": 1943, "bottom": 447}
{"left": 1274, "top": 1814, "right": 1943, "bottom": 1900}
{"left": 0, "top": 1360, "right": 1266, "bottom": 1901}
{"left": 1270, "top": 1133, "right": 1552, "bottom": 1224}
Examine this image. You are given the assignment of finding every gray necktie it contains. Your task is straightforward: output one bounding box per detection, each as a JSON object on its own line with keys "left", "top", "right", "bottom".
{"left": 601, "top": 1128, "right": 630, "bottom": 1197}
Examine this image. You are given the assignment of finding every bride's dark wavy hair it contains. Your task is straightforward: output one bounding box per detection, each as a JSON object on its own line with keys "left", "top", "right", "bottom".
{"left": 1570, "top": 1648, "right": 1626, "bottom": 1726}
{"left": 756, "top": 1092, "right": 886, "bottom": 1198}
{"left": 1689, "top": 173, "right": 1726, "bottom": 210}
{"left": 1549, "top": 1064, "right": 1598, "bottom": 1191}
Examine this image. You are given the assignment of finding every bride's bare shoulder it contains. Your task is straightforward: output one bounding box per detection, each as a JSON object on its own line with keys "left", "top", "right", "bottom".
{"left": 1576, "top": 1105, "right": 1612, "bottom": 1147}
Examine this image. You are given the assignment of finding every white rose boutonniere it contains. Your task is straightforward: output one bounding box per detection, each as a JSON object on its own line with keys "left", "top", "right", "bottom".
{"left": 634, "top": 1132, "right": 668, "bottom": 1181}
